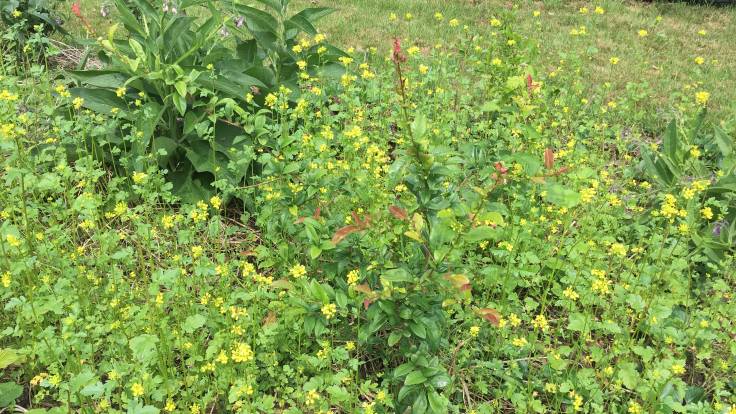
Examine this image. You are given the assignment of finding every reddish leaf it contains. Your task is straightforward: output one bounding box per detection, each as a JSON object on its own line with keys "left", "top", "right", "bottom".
{"left": 332, "top": 225, "right": 361, "bottom": 245}
{"left": 443, "top": 273, "right": 471, "bottom": 292}
{"left": 544, "top": 148, "right": 554, "bottom": 170}
{"left": 294, "top": 217, "right": 306, "bottom": 224}
{"left": 313, "top": 206, "right": 321, "bottom": 219}
{"left": 476, "top": 308, "right": 502, "bottom": 326}
{"left": 494, "top": 161, "right": 508, "bottom": 174}
{"left": 388, "top": 205, "right": 408, "bottom": 220}
{"left": 363, "top": 298, "right": 375, "bottom": 310}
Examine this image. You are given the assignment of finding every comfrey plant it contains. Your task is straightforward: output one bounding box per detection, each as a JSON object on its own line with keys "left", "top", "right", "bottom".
{"left": 66, "top": 0, "right": 345, "bottom": 202}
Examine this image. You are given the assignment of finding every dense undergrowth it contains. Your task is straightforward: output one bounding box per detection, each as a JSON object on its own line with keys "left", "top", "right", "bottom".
{"left": 1, "top": 1, "right": 735, "bottom": 413}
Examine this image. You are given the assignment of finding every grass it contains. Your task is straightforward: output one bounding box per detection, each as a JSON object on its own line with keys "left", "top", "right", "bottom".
{"left": 287, "top": 0, "right": 736, "bottom": 129}
{"left": 66, "top": 0, "right": 735, "bottom": 129}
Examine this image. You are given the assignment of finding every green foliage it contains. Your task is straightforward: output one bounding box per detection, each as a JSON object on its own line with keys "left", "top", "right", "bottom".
{"left": 68, "top": 0, "right": 344, "bottom": 202}
{"left": 0, "top": 0, "right": 65, "bottom": 45}
{"left": 1, "top": 4, "right": 735, "bottom": 414}
{"left": 642, "top": 113, "right": 736, "bottom": 263}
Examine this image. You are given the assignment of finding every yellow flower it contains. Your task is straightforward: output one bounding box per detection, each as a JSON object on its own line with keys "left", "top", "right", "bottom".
{"left": 610, "top": 243, "right": 627, "bottom": 256}
{"left": 292, "top": 45, "right": 303, "bottom": 53}
{"left": 231, "top": 342, "right": 254, "bottom": 362}
{"left": 628, "top": 401, "right": 643, "bottom": 414}
{"left": 1, "top": 272, "right": 10, "bottom": 288}
{"left": 131, "top": 382, "right": 144, "bottom": 397}
{"left": 695, "top": 91, "right": 710, "bottom": 105}
{"left": 165, "top": 399, "right": 176, "bottom": 412}
{"left": 469, "top": 326, "right": 480, "bottom": 337}
{"left": 5, "top": 234, "right": 21, "bottom": 247}
{"left": 512, "top": 337, "right": 528, "bottom": 347}
{"left": 404, "top": 13, "right": 413, "bottom": 21}
{"left": 701, "top": 207, "right": 713, "bottom": 220}
{"left": 563, "top": 286, "right": 579, "bottom": 301}
{"left": 209, "top": 195, "right": 222, "bottom": 209}
{"left": 638, "top": 29, "right": 648, "bottom": 37}
{"left": 191, "top": 245, "right": 203, "bottom": 258}
{"left": 290, "top": 263, "right": 307, "bottom": 279}
{"left": 418, "top": 64, "right": 428, "bottom": 74}
{"left": 434, "top": 12, "right": 443, "bottom": 21}
{"left": 579, "top": 7, "right": 588, "bottom": 14}
{"left": 72, "top": 97, "right": 84, "bottom": 110}
{"left": 132, "top": 171, "right": 148, "bottom": 184}
{"left": 116, "top": 87, "right": 127, "bottom": 97}
{"left": 610, "top": 57, "right": 620, "bottom": 65}
{"left": 12, "top": 9, "right": 22, "bottom": 18}
{"left": 449, "top": 18, "right": 459, "bottom": 27}
{"left": 594, "top": 6, "right": 605, "bottom": 14}
{"left": 694, "top": 56, "right": 704, "bottom": 65}
{"left": 265, "top": 93, "right": 278, "bottom": 108}
{"left": 671, "top": 363, "right": 685, "bottom": 375}
{"left": 533, "top": 10, "right": 541, "bottom": 17}
{"left": 532, "top": 314, "right": 549, "bottom": 332}
{"left": 346, "top": 269, "right": 360, "bottom": 286}
{"left": 321, "top": 303, "right": 337, "bottom": 319}
{"left": 490, "top": 18, "right": 502, "bottom": 26}
{"left": 388, "top": 13, "right": 397, "bottom": 21}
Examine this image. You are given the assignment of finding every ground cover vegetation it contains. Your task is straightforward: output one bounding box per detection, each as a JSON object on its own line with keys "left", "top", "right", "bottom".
{"left": 0, "top": 0, "right": 735, "bottom": 413}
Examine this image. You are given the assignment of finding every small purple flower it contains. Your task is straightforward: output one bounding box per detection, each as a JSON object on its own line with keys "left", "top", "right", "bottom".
{"left": 219, "top": 27, "right": 229, "bottom": 37}
{"left": 235, "top": 16, "right": 244, "bottom": 28}
{"left": 712, "top": 221, "right": 728, "bottom": 237}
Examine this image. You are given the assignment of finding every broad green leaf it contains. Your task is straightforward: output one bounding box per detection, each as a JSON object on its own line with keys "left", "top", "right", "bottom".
{"left": 464, "top": 226, "right": 499, "bottom": 243}
{"left": 69, "top": 88, "right": 127, "bottom": 116}
{"left": 412, "top": 392, "right": 428, "bottom": 414}
{"left": 405, "top": 371, "right": 427, "bottom": 386}
{"left": 617, "top": 362, "right": 639, "bottom": 389}
{"left": 129, "top": 334, "right": 159, "bottom": 365}
{"left": 663, "top": 119, "right": 679, "bottom": 161}
{"left": 567, "top": 313, "right": 590, "bottom": 332}
{"left": 0, "top": 348, "right": 23, "bottom": 369}
{"left": 182, "top": 314, "right": 206, "bottom": 333}
{"left": 0, "top": 382, "right": 23, "bottom": 407}
{"left": 544, "top": 184, "right": 580, "bottom": 208}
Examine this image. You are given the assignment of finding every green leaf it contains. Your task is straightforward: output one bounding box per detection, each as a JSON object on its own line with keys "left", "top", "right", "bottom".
{"left": 114, "top": 0, "right": 146, "bottom": 37}
{"left": 713, "top": 126, "right": 733, "bottom": 157}
{"left": 427, "top": 390, "right": 446, "bottom": 413}
{"left": 172, "top": 93, "right": 187, "bottom": 116}
{"left": 388, "top": 331, "right": 402, "bottom": 346}
{"left": 412, "top": 391, "right": 428, "bottom": 414}
{"left": 0, "top": 348, "right": 23, "bottom": 369}
{"left": 182, "top": 314, "right": 207, "bottom": 333}
{"left": 663, "top": 120, "right": 679, "bottom": 161}
{"left": 383, "top": 268, "right": 413, "bottom": 283}
{"left": 67, "top": 70, "right": 129, "bottom": 88}
{"left": 129, "top": 334, "right": 159, "bottom": 365}
{"left": 567, "top": 313, "right": 590, "bottom": 332}
{"left": 617, "top": 362, "right": 639, "bottom": 389}
{"left": 0, "top": 382, "right": 23, "bottom": 407}
{"left": 544, "top": 184, "right": 580, "bottom": 208}
{"left": 411, "top": 113, "right": 427, "bottom": 139}
{"left": 464, "top": 226, "right": 499, "bottom": 243}
{"left": 69, "top": 88, "right": 127, "bottom": 116}
{"left": 405, "top": 371, "right": 427, "bottom": 386}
